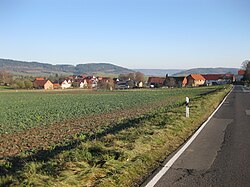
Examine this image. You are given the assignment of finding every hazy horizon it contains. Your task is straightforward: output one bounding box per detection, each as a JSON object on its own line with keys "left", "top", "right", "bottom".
{"left": 1, "top": 57, "right": 240, "bottom": 70}
{"left": 0, "top": 0, "right": 249, "bottom": 69}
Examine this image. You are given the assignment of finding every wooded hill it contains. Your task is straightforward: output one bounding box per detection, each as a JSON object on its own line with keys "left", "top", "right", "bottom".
{"left": 173, "top": 67, "right": 239, "bottom": 76}
{"left": 0, "top": 58, "right": 134, "bottom": 76}
{"left": 134, "top": 69, "right": 184, "bottom": 76}
{"left": 0, "top": 58, "right": 240, "bottom": 77}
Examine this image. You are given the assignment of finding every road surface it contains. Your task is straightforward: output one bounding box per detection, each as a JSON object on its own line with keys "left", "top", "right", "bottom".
{"left": 143, "top": 85, "right": 250, "bottom": 187}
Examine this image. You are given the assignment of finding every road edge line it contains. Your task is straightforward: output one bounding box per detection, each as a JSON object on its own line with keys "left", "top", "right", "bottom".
{"left": 145, "top": 86, "right": 233, "bottom": 187}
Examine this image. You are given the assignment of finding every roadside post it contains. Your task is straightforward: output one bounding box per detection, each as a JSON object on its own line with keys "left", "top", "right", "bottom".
{"left": 186, "top": 97, "right": 189, "bottom": 118}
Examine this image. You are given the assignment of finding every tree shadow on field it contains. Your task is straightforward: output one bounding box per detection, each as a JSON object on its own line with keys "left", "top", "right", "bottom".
{"left": 0, "top": 102, "right": 184, "bottom": 177}
{"left": 199, "top": 87, "right": 222, "bottom": 96}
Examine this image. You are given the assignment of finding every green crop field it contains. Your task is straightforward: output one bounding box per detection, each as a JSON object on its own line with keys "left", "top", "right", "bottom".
{"left": 0, "top": 88, "right": 215, "bottom": 134}
{"left": 0, "top": 86, "right": 12, "bottom": 90}
{"left": 0, "top": 86, "right": 231, "bottom": 187}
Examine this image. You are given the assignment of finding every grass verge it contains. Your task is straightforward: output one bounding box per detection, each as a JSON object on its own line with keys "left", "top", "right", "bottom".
{"left": 0, "top": 86, "right": 231, "bottom": 187}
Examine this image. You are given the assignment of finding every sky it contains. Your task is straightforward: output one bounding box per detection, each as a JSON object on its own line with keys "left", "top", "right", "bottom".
{"left": 0, "top": 0, "right": 249, "bottom": 69}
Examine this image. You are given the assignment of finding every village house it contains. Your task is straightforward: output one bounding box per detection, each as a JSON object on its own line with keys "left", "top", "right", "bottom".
{"left": 79, "top": 79, "right": 88, "bottom": 88}
{"left": 236, "top": 70, "right": 245, "bottom": 82}
{"left": 137, "top": 81, "right": 143, "bottom": 88}
{"left": 53, "top": 82, "right": 61, "bottom": 89}
{"left": 147, "top": 77, "right": 166, "bottom": 88}
{"left": 113, "top": 78, "right": 120, "bottom": 85}
{"left": 57, "top": 75, "right": 100, "bottom": 89}
{"left": 186, "top": 74, "right": 205, "bottom": 87}
{"left": 87, "top": 79, "right": 95, "bottom": 88}
{"left": 88, "top": 76, "right": 98, "bottom": 88}
{"left": 78, "top": 76, "right": 98, "bottom": 89}
{"left": 98, "top": 77, "right": 114, "bottom": 84}
{"left": 33, "top": 78, "right": 53, "bottom": 90}
{"left": 115, "top": 80, "right": 132, "bottom": 89}
{"left": 114, "top": 78, "right": 132, "bottom": 89}
{"left": 61, "top": 80, "right": 72, "bottom": 89}
{"left": 96, "top": 77, "right": 115, "bottom": 90}
{"left": 114, "top": 77, "right": 138, "bottom": 89}
{"left": 221, "top": 74, "right": 236, "bottom": 84}
{"left": 202, "top": 74, "right": 224, "bottom": 85}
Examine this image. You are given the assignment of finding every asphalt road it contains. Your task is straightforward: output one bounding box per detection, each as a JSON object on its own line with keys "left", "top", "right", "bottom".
{"left": 143, "top": 85, "right": 250, "bottom": 187}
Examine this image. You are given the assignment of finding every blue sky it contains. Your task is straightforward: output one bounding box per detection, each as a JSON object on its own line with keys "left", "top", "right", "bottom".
{"left": 0, "top": 0, "right": 249, "bottom": 69}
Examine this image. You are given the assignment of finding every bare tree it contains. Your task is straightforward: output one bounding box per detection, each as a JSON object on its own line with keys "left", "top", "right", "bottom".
{"left": 118, "top": 74, "right": 129, "bottom": 81}
{"left": 135, "top": 72, "right": 145, "bottom": 82}
{"left": 164, "top": 77, "right": 176, "bottom": 87}
{"left": 0, "top": 70, "right": 12, "bottom": 85}
{"left": 241, "top": 60, "right": 250, "bottom": 70}
{"left": 245, "top": 61, "right": 250, "bottom": 81}
{"left": 128, "top": 73, "right": 136, "bottom": 80}
{"left": 24, "top": 80, "right": 33, "bottom": 89}
{"left": 119, "top": 72, "right": 145, "bottom": 82}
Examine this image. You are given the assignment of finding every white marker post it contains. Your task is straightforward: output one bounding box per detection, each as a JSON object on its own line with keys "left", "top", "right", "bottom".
{"left": 186, "top": 97, "right": 189, "bottom": 118}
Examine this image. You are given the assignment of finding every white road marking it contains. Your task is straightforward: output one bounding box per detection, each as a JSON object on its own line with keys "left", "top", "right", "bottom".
{"left": 245, "top": 110, "right": 250, "bottom": 116}
{"left": 145, "top": 87, "right": 234, "bottom": 187}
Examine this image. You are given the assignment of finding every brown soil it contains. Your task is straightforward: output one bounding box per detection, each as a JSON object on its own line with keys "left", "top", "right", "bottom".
{"left": 0, "top": 98, "right": 180, "bottom": 158}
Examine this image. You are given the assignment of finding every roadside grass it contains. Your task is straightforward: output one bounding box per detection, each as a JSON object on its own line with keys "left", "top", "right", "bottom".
{"left": 0, "top": 85, "right": 231, "bottom": 187}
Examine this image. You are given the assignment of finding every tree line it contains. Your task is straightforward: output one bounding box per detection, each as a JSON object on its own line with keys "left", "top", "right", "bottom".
{"left": 0, "top": 70, "right": 146, "bottom": 90}
{"left": 241, "top": 60, "right": 250, "bottom": 82}
{"left": 0, "top": 71, "right": 34, "bottom": 89}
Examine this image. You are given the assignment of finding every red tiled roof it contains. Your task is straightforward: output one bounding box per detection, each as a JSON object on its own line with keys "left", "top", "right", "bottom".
{"left": 238, "top": 70, "right": 245, "bottom": 75}
{"left": 148, "top": 77, "right": 166, "bottom": 84}
{"left": 61, "top": 80, "right": 70, "bottom": 84}
{"left": 189, "top": 74, "right": 205, "bottom": 80}
{"left": 87, "top": 79, "right": 93, "bottom": 84}
{"left": 224, "top": 74, "right": 234, "bottom": 78}
{"left": 99, "top": 77, "right": 112, "bottom": 82}
{"left": 99, "top": 77, "right": 110, "bottom": 80}
{"left": 35, "top": 77, "right": 45, "bottom": 81}
{"left": 34, "top": 80, "right": 48, "bottom": 87}
{"left": 81, "top": 74, "right": 87, "bottom": 78}
{"left": 202, "top": 74, "right": 224, "bottom": 80}
{"left": 53, "top": 83, "right": 60, "bottom": 87}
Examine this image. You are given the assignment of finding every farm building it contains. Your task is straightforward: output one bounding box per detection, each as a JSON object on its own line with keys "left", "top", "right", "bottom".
{"left": 186, "top": 74, "right": 205, "bottom": 87}
{"left": 147, "top": 77, "right": 166, "bottom": 87}
{"left": 202, "top": 74, "right": 224, "bottom": 85}
{"left": 33, "top": 78, "right": 53, "bottom": 90}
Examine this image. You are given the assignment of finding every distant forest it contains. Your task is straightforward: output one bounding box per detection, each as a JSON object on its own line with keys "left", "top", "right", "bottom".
{"left": 0, "top": 58, "right": 134, "bottom": 76}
